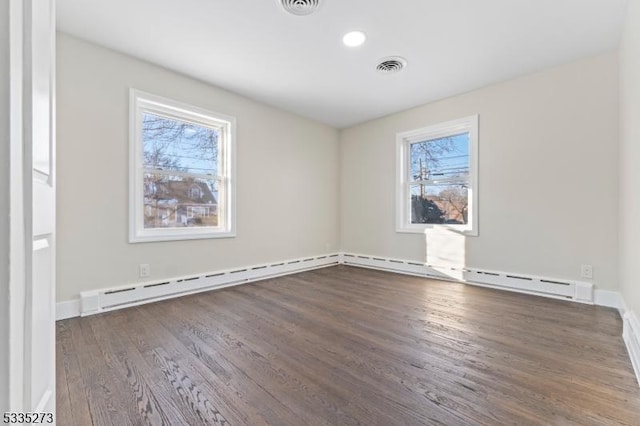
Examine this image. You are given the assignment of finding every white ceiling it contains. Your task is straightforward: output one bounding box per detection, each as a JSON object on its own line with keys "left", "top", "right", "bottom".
{"left": 57, "top": 0, "right": 629, "bottom": 128}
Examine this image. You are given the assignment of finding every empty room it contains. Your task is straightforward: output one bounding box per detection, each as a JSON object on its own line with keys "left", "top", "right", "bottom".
{"left": 2, "top": 0, "right": 640, "bottom": 424}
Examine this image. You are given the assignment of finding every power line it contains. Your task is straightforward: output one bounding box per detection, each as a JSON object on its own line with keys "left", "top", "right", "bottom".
{"left": 410, "top": 153, "right": 469, "bottom": 160}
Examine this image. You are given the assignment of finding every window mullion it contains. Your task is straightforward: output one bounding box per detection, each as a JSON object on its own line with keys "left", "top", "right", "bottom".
{"left": 409, "top": 178, "right": 469, "bottom": 185}
{"left": 142, "top": 168, "right": 223, "bottom": 181}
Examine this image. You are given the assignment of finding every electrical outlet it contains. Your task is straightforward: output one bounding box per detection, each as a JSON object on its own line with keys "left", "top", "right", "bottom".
{"left": 139, "top": 263, "right": 151, "bottom": 278}
{"left": 580, "top": 264, "right": 593, "bottom": 279}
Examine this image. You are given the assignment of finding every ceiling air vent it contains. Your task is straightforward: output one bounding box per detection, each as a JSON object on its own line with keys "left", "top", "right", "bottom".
{"left": 376, "top": 57, "right": 407, "bottom": 74}
{"left": 280, "top": 0, "right": 320, "bottom": 16}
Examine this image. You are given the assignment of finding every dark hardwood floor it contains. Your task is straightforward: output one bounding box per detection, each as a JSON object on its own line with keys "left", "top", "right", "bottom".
{"left": 57, "top": 265, "right": 640, "bottom": 425}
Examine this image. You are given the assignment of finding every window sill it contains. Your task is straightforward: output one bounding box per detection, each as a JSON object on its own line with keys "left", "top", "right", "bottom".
{"left": 396, "top": 226, "right": 478, "bottom": 237}
{"left": 129, "top": 229, "right": 236, "bottom": 243}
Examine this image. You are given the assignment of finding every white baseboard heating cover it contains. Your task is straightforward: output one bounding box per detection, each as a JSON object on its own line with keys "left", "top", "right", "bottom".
{"left": 80, "top": 254, "right": 339, "bottom": 316}
{"left": 340, "top": 253, "right": 593, "bottom": 303}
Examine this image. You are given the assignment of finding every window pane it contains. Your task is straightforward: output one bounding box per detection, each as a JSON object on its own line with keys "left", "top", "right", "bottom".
{"left": 142, "top": 113, "right": 219, "bottom": 175}
{"left": 410, "top": 133, "right": 469, "bottom": 181}
{"left": 410, "top": 183, "right": 468, "bottom": 225}
{"left": 143, "top": 173, "right": 219, "bottom": 228}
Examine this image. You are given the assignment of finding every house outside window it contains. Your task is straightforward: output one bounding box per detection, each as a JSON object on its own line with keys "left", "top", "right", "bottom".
{"left": 396, "top": 115, "right": 478, "bottom": 236}
{"left": 129, "top": 89, "right": 236, "bottom": 242}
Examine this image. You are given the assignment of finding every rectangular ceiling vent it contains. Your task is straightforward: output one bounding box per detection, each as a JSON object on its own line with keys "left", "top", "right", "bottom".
{"left": 80, "top": 254, "right": 339, "bottom": 316}
{"left": 340, "top": 253, "right": 593, "bottom": 304}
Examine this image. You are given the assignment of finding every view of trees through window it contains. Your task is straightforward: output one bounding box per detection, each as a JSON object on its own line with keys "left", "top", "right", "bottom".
{"left": 142, "top": 113, "right": 220, "bottom": 228}
{"left": 409, "top": 133, "right": 470, "bottom": 225}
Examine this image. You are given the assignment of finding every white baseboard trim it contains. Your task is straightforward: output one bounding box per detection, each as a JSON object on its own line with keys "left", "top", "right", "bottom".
{"left": 623, "top": 310, "right": 640, "bottom": 386}
{"left": 594, "top": 289, "right": 626, "bottom": 317}
{"left": 56, "top": 298, "right": 80, "bottom": 321}
{"left": 74, "top": 253, "right": 340, "bottom": 318}
{"left": 339, "top": 252, "right": 594, "bottom": 304}
{"left": 62, "top": 256, "right": 620, "bottom": 317}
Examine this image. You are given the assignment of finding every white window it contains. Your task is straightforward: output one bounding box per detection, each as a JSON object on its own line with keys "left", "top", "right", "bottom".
{"left": 396, "top": 115, "right": 478, "bottom": 235}
{"left": 129, "top": 89, "right": 236, "bottom": 242}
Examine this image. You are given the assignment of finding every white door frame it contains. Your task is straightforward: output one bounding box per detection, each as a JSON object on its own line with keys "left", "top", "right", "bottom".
{"left": 9, "top": 0, "right": 26, "bottom": 410}
{"left": 8, "top": 0, "right": 56, "bottom": 413}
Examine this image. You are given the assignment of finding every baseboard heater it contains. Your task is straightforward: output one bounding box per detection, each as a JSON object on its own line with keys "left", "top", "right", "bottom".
{"left": 79, "top": 252, "right": 593, "bottom": 317}
{"left": 340, "top": 253, "right": 593, "bottom": 304}
{"left": 80, "top": 254, "right": 340, "bottom": 316}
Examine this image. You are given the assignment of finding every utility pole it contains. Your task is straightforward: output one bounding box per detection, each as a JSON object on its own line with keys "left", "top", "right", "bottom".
{"left": 419, "top": 158, "right": 426, "bottom": 199}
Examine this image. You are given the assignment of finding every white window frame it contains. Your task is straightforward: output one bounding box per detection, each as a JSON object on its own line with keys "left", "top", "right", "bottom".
{"left": 396, "top": 115, "right": 479, "bottom": 236}
{"left": 129, "top": 89, "right": 236, "bottom": 242}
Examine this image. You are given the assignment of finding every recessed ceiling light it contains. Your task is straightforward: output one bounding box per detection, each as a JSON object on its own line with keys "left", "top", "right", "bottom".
{"left": 342, "top": 31, "right": 366, "bottom": 47}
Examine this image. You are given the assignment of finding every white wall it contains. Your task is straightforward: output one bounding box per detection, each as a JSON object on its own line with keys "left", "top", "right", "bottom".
{"left": 619, "top": 0, "right": 640, "bottom": 315}
{"left": 56, "top": 33, "right": 340, "bottom": 302}
{"left": 0, "top": 0, "right": 9, "bottom": 413}
{"left": 341, "top": 53, "right": 619, "bottom": 290}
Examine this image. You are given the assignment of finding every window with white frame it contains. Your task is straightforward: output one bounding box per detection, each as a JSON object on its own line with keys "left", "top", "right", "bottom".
{"left": 129, "top": 89, "right": 235, "bottom": 242}
{"left": 396, "top": 115, "right": 478, "bottom": 235}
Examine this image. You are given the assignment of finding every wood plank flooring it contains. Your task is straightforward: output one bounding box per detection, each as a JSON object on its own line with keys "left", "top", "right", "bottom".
{"left": 57, "top": 265, "right": 640, "bottom": 425}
